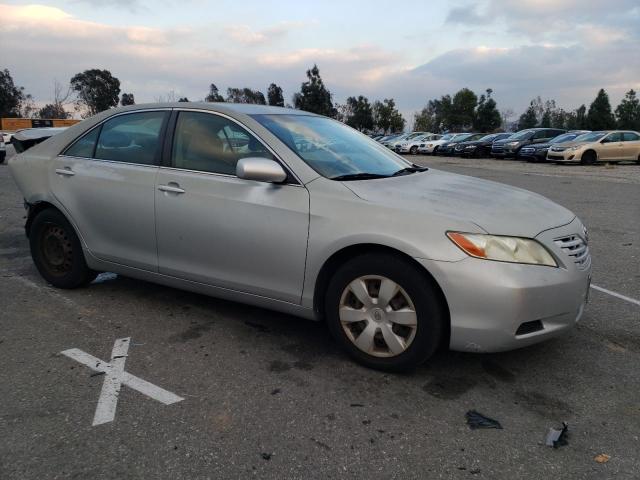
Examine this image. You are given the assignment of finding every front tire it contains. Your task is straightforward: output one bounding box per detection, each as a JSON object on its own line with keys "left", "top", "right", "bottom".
{"left": 410, "top": 146, "right": 418, "bottom": 155}
{"left": 29, "top": 208, "right": 97, "bottom": 288}
{"left": 581, "top": 150, "right": 597, "bottom": 165}
{"left": 324, "top": 253, "right": 445, "bottom": 372}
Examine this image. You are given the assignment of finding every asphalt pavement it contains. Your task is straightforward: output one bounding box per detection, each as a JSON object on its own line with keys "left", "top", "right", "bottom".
{"left": 1, "top": 147, "right": 639, "bottom": 479}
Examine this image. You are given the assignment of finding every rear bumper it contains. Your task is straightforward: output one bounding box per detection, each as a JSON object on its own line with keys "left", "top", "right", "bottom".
{"left": 416, "top": 218, "right": 591, "bottom": 353}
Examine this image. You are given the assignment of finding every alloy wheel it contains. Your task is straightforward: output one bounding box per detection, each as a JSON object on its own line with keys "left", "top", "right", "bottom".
{"left": 339, "top": 275, "right": 418, "bottom": 357}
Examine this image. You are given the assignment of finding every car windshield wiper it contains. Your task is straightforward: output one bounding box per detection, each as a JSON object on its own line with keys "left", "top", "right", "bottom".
{"left": 392, "top": 165, "right": 428, "bottom": 176}
{"left": 330, "top": 172, "right": 391, "bottom": 181}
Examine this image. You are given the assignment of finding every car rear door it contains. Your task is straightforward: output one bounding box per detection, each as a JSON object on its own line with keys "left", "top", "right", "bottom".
{"left": 51, "top": 110, "right": 169, "bottom": 271}
{"left": 621, "top": 132, "right": 640, "bottom": 160}
{"left": 598, "top": 132, "right": 623, "bottom": 160}
{"left": 154, "top": 110, "right": 310, "bottom": 304}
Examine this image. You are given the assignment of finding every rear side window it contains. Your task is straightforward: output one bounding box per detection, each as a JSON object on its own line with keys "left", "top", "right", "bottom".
{"left": 64, "top": 127, "right": 100, "bottom": 158}
{"left": 95, "top": 111, "right": 166, "bottom": 165}
{"left": 622, "top": 132, "right": 640, "bottom": 141}
{"left": 172, "top": 111, "right": 275, "bottom": 175}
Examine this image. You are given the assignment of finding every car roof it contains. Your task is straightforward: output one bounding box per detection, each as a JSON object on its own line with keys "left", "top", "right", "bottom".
{"left": 110, "top": 102, "right": 315, "bottom": 117}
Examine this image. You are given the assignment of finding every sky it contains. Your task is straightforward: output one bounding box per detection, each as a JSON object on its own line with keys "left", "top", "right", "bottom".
{"left": 1, "top": 0, "right": 639, "bottom": 124}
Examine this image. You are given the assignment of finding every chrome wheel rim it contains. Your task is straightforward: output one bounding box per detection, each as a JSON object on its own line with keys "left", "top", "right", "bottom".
{"left": 339, "top": 275, "right": 418, "bottom": 358}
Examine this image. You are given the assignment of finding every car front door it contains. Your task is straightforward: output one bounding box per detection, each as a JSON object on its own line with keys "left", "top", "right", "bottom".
{"left": 155, "top": 110, "right": 310, "bottom": 304}
{"left": 598, "top": 132, "right": 623, "bottom": 160}
{"left": 621, "top": 132, "right": 640, "bottom": 160}
{"left": 51, "top": 110, "right": 169, "bottom": 271}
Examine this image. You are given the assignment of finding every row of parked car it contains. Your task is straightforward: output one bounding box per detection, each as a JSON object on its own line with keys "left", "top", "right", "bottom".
{"left": 371, "top": 128, "right": 640, "bottom": 165}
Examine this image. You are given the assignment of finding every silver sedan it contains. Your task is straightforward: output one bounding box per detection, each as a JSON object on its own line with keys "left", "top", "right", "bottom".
{"left": 8, "top": 103, "right": 592, "bottom": 371}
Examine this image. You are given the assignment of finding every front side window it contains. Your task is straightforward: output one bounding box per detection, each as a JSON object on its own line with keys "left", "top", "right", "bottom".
{"left": 603, "top": 132, "right": 622, "bottom": 143}
{"left": 64, "top": 127, "right": 100, "bottom": 158}
{"left": 252, "top": 114, "right": 409, "bottom": 179}
{"left": 533, "top": 130, "right": 550, "bottom": 140}
{"left": 95, "top": 111, "right": 166, "bottom": 165}
{"left": 172, "top": 111, "right": 274, "bottom": 175}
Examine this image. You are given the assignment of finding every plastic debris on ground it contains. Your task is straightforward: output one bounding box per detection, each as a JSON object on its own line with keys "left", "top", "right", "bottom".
{"left": 465, "top": 410, "right": 503, "bottom": 430}
{"left": 594, "top": 454, "right": 610, "bottom": 464}
{"left": 545, "top": 422, "right": 569, "bottom": 448}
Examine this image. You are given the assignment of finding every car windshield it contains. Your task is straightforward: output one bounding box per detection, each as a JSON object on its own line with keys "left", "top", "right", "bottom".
{"left": 551, "top": 133, "right": 579, "bottom": 144}
{"left": 574, "top": 132, "right": 606, "bottom": 142}
{"left": 253, "top": 114, "right": 410, "bottom": 179}
{"left": 509, "top": 130, "right": 534, "bottom": 140}
{"left": 439, "top": 134, "right": 455, "bottom": 141}
{"left": 478, "top": 134, "right": 496, "bottom": 141}
{"left": 453, "top": 134, "right": 473, "bottom": 142}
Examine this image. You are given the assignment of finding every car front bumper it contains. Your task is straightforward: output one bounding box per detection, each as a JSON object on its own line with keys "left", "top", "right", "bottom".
{"left": 416, "top": 218, "right": 591, "bottom": 353}
{"left": 547, "top": 150, "right": 580, "bottom": 162}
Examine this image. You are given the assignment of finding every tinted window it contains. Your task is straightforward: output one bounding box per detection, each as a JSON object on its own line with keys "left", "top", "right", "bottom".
{"left": 65, "top": 127, "right": 100, "bottom": 158}
{"left": 509, "top": 130, "right": 534, "bottom": 140}
{"left": 172, "top": 111, "right": 275, "bottom": 175}
{"left": 622, "top": 132, "right": 640, "bottom": 141}
{"left": 603, "top": 132, "right": 622, "bottom": 143}
{"left": 533, "top": 130, "right": 551, "bottom": 140}
{"left": 95, "top": 111, "right": 166, "bottom": 165}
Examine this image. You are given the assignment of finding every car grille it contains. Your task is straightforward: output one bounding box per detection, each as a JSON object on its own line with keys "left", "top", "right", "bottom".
{"left": 492, "top": 145, "right": 504, "bottom": 153}
{"left": 554, "top": 235, "right": 591, "bottom": 270}
{"left": 550, "top": 146, "right": 567, "bottom": 152}
{"left": 520, "top": 147, "right": 535, "bottom": 154}
{"left": 548, "top": 154, "right": 564, "bottom": 160}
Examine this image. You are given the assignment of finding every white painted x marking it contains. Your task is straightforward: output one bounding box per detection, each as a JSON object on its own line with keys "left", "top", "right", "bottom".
{"left": 61, "top": 337, "right": 184, "bottom": 426}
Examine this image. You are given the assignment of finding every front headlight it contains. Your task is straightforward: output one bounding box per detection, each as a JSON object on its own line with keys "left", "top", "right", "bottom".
{"left": 447, "top": 232, "right": 557, "bottom": 267}
{"left": 506, "top": 141, "right": 519, "bottom": 146}
{"left": 569, "top": 145, "right": 581, "bottom": 151}
{"left": 427, "top": 144, "right": 433, "bottom": 147}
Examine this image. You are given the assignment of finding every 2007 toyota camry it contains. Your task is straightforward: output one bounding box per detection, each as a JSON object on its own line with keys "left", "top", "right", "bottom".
{"left": 8, "top": 103, "right": 592, "bottom": 371}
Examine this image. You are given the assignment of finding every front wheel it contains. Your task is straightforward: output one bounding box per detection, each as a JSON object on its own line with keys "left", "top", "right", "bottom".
{"left": 325, "top": 254, "right": 445, "bottom": 372}
{"left": 581, "top": 150, "right": 597, "bottom": 165}
{"left": 410, "top": 146, "right": 418, "bottom": 155}
{"left": 29, "top": 208, "right": 97, "bottom": 288}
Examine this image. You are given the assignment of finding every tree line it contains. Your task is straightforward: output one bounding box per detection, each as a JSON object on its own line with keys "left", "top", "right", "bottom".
{"left": 1, "top": 66, "right": 639, "bottom": 133}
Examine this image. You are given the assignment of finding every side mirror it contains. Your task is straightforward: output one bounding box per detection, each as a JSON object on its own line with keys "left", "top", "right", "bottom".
{"left": 236, "top": 157, "right": 287, "bottom": 183}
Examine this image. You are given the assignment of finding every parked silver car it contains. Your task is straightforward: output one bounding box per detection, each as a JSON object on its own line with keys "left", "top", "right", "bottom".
{"left": 8, "top": 103, "right": 592, "bottom": 371}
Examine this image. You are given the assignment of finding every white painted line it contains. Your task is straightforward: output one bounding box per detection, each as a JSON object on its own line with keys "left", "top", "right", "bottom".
{"left": 591, "top": 284, "right": 640, "bottom": 307}
{"left": 61, "top": 338, "right": 184, "bottom": 426}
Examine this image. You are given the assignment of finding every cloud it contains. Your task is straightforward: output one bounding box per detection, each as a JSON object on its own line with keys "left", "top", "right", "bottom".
{"left": 446, "top": 0, "right": 640, "bottom": 43}
{"left": 2, "top": 2, "right": 639, "bottom": 125}
{"left": 224, "top": 21, "right": 307, "bottom": 45}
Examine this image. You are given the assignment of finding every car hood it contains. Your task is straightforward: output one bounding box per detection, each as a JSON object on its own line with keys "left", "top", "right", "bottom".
{"left": 344, "top": 169, "right": 575, "bottom": 238}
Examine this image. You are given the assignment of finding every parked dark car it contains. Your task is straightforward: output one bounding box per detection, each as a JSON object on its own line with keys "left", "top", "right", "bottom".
{"left": 491, "top": 128, "right": 566, "bottom": 158}
{"left": 459, "top": 133, "right": 513, "bottom": 158}
{"left": 439, "top": 133, "right": 484, "bottom": 155}
{"left": 517, "top": 131, "right": 591, "bottom": 162}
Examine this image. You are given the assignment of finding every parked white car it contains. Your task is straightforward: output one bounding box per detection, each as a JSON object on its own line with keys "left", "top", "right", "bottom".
{"left": 417, "top": 133, "right": 465, "bottom": 154}
{"left": 398, "top": 134, "right": 434, "bottom": 154}
{"left": 387, "top": 132, "right": 426, "bottom": 152}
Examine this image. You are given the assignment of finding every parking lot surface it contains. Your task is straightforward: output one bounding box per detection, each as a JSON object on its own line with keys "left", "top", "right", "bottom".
{"left": 1, "top": 147, "right": 639, "bottom": 479}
